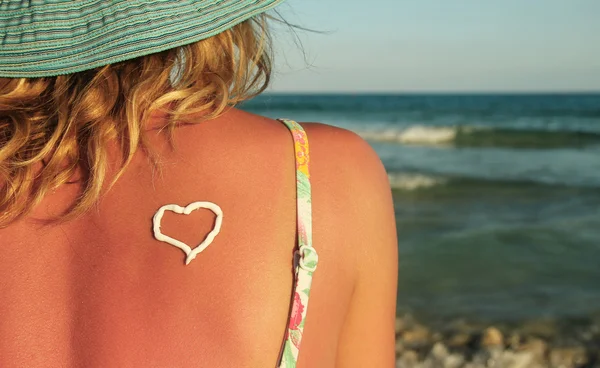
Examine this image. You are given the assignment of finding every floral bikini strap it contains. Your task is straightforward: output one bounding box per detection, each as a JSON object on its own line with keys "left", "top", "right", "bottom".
{"left": 277, "top": 119, "right": 319, "bottom": 368}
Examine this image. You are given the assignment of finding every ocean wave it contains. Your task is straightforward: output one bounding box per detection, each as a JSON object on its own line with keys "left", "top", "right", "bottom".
{"left": 388, "top": 174, "right": 600, "bottom": 195}
{"left": 361, "top": 126, "right": 462, "bottom": 145}
{"left": 359, "top": 125, "right": 600, "bottom": 149}
{"left": 388, "top": 173, "right": 448, "bottom": 190}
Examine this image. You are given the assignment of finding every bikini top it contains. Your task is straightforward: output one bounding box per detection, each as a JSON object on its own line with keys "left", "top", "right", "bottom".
{"left": 276, "top": 119, "right": 319, "bottom": 368}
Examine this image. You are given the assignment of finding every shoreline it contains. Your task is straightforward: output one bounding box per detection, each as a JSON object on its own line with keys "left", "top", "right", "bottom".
{"left": 395, "top": 314, "right": 600, "bottom": 368}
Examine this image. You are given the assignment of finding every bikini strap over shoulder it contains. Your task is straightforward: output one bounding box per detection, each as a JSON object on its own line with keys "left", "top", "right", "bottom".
{"left": 276, "top": 118, "right": 319, "bottom": 368}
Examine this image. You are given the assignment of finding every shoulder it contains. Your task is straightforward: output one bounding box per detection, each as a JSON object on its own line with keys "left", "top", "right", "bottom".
{"left": 299, "top": 122, "right": 391, "bottom": 202}
{"left": 299, "top": 122, "right": 375, "bottom": 158}
{"left": 299, "top": 122, "right": 385, "bottom": 177}
{"left": 298, "top": 121, "right": 396, "bottom": 264}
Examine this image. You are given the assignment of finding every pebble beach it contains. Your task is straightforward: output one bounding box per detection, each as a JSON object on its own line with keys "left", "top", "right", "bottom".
{"left": 395, "top": 314, "right": 600, "bottom": 368}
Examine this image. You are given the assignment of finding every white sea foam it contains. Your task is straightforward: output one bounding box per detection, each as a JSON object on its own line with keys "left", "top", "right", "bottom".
{"left": 387, "top": 173, "right": 447, "bottom": 191}
{"left": 358, "top": 125, "right": 478, "bottom": 146}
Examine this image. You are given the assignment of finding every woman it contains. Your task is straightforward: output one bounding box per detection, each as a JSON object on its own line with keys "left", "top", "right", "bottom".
{"left": 0, "top": 1, "right": 398, "bottom": 367}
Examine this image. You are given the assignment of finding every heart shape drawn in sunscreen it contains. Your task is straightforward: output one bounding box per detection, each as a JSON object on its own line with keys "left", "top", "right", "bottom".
{"left": 152, "top": 202, "right": 223, "bottom": 265}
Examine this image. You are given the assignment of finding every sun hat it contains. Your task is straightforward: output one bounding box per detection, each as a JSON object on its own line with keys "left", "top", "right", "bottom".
{"left": 0, "top": 0, "right": 286, "bottom": 78}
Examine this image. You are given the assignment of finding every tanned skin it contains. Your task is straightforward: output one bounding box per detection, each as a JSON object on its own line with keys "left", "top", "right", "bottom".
{"left": 0, "top": 108, "right": 398, "bottom": 368}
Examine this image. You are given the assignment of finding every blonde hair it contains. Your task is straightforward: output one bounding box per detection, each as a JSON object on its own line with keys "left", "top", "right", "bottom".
{"left": 0, "top": 15, "right": 272, "bottom": 227}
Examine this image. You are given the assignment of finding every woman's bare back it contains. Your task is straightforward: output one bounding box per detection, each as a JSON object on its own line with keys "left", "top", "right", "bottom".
{"left": 0, "top": 108, "right": 397, "bottom": 367}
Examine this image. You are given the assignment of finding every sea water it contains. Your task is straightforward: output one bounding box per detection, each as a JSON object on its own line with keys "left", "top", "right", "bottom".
{"left": 242, "top": 93, "right": 600, "bottom": 325}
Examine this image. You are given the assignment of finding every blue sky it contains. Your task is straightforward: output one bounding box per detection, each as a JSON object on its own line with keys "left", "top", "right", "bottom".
{"left": 269, "top": 0, "right": 600, "bottom": 93}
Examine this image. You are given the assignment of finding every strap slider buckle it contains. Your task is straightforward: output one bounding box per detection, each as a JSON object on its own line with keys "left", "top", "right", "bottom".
{"left": 296, "top": 245, "right": 318, "bottom": 273}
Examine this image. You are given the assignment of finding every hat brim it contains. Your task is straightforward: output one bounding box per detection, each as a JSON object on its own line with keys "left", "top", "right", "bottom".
{"left": 0, "top": 0, "right": 285, "bottom": 78}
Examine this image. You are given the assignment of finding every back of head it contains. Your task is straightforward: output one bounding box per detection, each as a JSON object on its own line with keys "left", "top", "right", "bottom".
{"left": 0, "top": 1, "right": 281, "bottom": 226}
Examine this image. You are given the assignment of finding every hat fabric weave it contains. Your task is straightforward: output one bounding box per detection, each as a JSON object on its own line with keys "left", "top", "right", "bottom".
{"left": 0, "top": 0, "right": 285, "bottom": 78}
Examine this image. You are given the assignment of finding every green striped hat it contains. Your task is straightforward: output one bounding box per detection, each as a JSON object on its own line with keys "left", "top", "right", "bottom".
{"left": 0, "top": 0, "right": 286, "bottom": 78}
